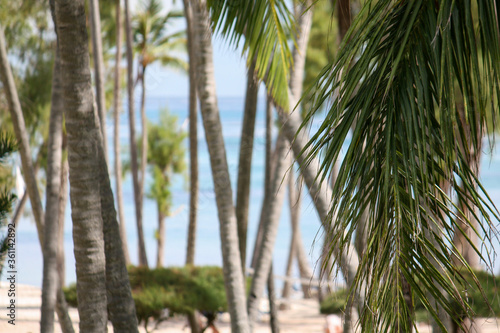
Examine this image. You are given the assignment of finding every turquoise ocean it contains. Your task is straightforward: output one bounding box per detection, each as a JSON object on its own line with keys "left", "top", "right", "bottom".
{"left": 5, "top": 96, "right": 500, "bottom": 288}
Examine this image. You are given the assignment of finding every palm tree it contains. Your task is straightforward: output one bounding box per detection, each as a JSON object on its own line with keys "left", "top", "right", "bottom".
{"left": 123, "top": 0, "right": 147, "bottom": 267}
{"left": 145, "top": 111, "right": 186, "bottom": 267}
{"left": 236, "top": 59, "right": 259, "bottom": 273}
{"left": 303, "top": 0, "right": 500, "bottom": 331}
{"left": 182, "top": 0, "right": 198, "bottom": 268}
{"left": 53, "top": 0, "right": 138, "bottom": 331}
{"left": 132, "top": 0, "right": 187, "bottom": 267}
{"left": 40, "top": 49, "right": 63, "bottom": 333}
{"left": 190, "top": 0, "right": 253, "bottom": 330}
{"left": 112, "top": 0, "right": 131, "bottom": 265}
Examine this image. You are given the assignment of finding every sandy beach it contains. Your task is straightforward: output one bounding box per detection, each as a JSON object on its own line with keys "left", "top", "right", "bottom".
{"left": 1, "top": 283, "right": 499, "bottom": 332}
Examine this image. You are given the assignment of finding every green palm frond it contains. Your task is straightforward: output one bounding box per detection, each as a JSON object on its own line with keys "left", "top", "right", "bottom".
{"left": 0, "top": 133, "right": 17, "bottom": 162}
{"left": 303, "top": 0, "right": 500, "bottom": 331}
{"left": 207, "top": 0, "right": 295, "bottom": 109}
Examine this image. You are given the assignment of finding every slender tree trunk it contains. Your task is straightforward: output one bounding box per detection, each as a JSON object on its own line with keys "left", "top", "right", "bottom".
{"left": 248, "top": 3, "right": 316, "bottom": 327}
{"left": 41, "top": 49, "right": 64, "bottom": 333}
{"left": 183, "top": 0, "right": 198, "bottom": 267}
{"left": 57, "top": 158, "right": 68, "bottom": 288}
{"left": 124, "top": 0, "right": 148, "bottom": 267}
{"left": 191, "top": 1, "right": 250, "bottom": 331}
{"left": 0, "top": 24, "right": 45, "bottom": 250}
{"left": 113, "top": 0, "right": 131, "bottom": 265}
{"left": 137, "top": 66, "right": 149, "bottom": 267}
{"left": 282, "top": 170, "right": 312, "bottom": 300}
{"left": 247, "top": 134, "right": 290, "bottom": 329}
{"left": 0, "top": 18, "right": 75, "bottom": 333}
{"left": 236, "top": 59, "right": 259, "bottom": 273}
{"left": 54, "top": 1, "right": 108, "bottom": 330}
{"left": 156, "top": 206, "right": 166, "bottom": 267}
{"left": 250, "top": 97, "right": 276, "bottom": 269}
{"left": 267, "top": 263, "right": 280, "bottom": 333}
{"left": 191, "top": 1, "right": 250, "bottom": 332}
{"left": 89, "top": 0, "right": 108, "bottom": 161}
{"left": 100, "top": 148, "right": 139, "bottom": 332}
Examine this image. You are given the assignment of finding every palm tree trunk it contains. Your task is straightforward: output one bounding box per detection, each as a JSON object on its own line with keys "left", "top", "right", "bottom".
{"left": 54, "top": 1, "right": 108, "bottom": 330}
{"left": 282, "top": 170, "right": 312, "bottom": 300}
{"left": 236, "top": 59, "right": 259, "bottom": 273}
{"left": 99, "top": 150, "right": 139, "bottom": 332}
{"left": 267, "top": 263, "right": 280, "bottom": 333}
{"left": 89, "top": 0, "right": 108, "bottom": 161}
{"left": 250, "top": 97, "right": 276, "bottom": 269}
{"left": 124, "top": 0, "right": 148, "bottom": 267}
{"left": 113, "top": 0, "right": 131, "bottom": 265}
{"left": 156, "top": 206, "right": 166, "bottom": 267}
{"left": 183, "top": 0, "right": 198, "bottom": 267}
{"left": 247, "top": 133, "right": 290, "bottom": 329}
{"left": 41, "top": 49, "right": 64, "bottom": 333}
{"left": 191, "top": 1, "right": 250, "bottom": 331}
{"left": 0, "top": 18, "right": 75, "bottom": 333}
{"left": 137, "top": 66, "right": 149, "bottom": 267}
{"left": 57, "top": 158, "right": 68, "bottom": 288}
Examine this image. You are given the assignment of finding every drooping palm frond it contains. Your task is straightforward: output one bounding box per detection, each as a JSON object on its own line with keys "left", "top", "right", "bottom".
{"left": 303, "top": 0, "right": 500, "bottom": 331}
{"left": 207, "top": 0, "right": 295, "bottom": 109}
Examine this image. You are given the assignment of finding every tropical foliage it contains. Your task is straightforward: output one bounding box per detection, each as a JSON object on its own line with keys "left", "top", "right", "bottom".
{"left": 303, "top": 0, "right": 500, "bottom": 331}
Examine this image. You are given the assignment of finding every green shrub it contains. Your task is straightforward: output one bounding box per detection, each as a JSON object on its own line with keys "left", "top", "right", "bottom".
{"left": 64, "top": 265, "right": 228, "bottom": 330}
{"left": 319, "top": 288, "right": 349, "bottom": 315}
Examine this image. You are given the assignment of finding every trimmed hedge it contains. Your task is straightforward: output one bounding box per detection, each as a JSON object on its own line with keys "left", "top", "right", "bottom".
{"left": 63, "top": 266, "right": 227, "bottom": 329}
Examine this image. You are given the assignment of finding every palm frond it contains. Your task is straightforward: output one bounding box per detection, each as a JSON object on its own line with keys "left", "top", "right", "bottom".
{"left": 207, "top": 0, "right": 295, "bottom": 109}
{"left": 304, "top": 0, "right": 500, "bottom": 331}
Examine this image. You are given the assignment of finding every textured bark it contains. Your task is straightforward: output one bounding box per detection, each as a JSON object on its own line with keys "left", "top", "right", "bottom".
{"left": 41, "top": 49, "right": 64, "bottom": 333}
{"left": 156, "top": 208, "right": 166, "bottom": 267}
{"left": 124, "top": 0, "right": 148, "bottom": 267}
{"left": 267, "top": 263, "right": 280, "bottom": 333}
{"left": 99, "top": 143, "right": 139, "bottom": 332}
{"left": 54, "top": 0, "right": 108, "bottom": 330}
{"left": 55, "top": 288, "right": 75, "bottom": 333}
{"left": 89, "top": 0, "right": 108, "bottom": 161}
{"left": 191, "top": 1, "right": 250, "bottom": 331}
{"left": 113, "top": 0, "right": 131, "bottom": 266}
{"left": 57, "top": 158, "right": 68, "bottom": 288}
{"left": 236, "top": 59, "right": 259, "bottom": 273}
{"left": 247, "top": 134, "right": 290, "bottom": 329}
{"left": 183, "top": 0, "right": 198, "bottom": 267}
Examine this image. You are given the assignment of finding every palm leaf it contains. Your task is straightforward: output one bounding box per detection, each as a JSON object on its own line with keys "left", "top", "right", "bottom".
{"left": 304, "top": 0, "right": 500, "bottom": 331}
{"left": 207, "top": 0, "right": 295, "bottom": 109}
